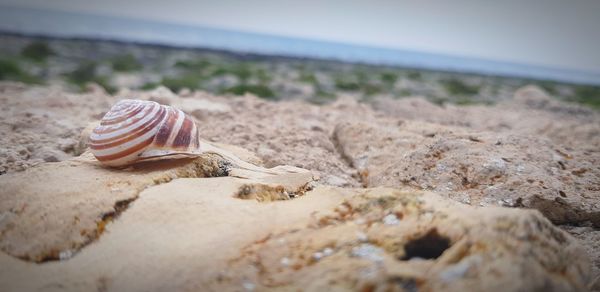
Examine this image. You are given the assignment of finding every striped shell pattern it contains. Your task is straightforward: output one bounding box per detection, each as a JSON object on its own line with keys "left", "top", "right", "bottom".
{"left": 89, "top": 99, "right": 201, "bottom": 166}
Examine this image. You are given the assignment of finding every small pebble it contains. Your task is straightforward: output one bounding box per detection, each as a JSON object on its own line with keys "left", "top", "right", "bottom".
{"left": 59, "top": 250, "right": 73, "bottom": 260}
{"left": 43, "top": 154, "right": 59, "bottom": 162}
{"left": 351, "top": 244, "right": 384, "bottom": 262}
{"left": 354, "top": 218, "right": 366, "bottom": 225}
{"left": 313, "top": 247, "right": 334, "bottom": 261}
{"left": 383, "top": 214, "right": 399, "bottom": 225}
{"left": 242, "top": 281, "right": 255, "bottom": 291}
{"left": 356, "top": 231, "right": 368, "bottom": 242}
{"left": 312, "top": 252, "right": 324, "bottom": 261}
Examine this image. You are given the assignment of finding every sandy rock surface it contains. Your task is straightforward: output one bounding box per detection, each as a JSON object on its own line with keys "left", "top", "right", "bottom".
{"left": 222, "top": 187, "right": 590, "bottom": 291}
{"left": 0, "top": 152, "right": 228, "bottom": 262}
{"left": 372, "top": 86, "right": 600, "bottom": 149}
{"left": 0, "top": 82, "right": 598, "bottom": 291}
{"left": 0, "top": 181, "right": 591, "bottom": 291}
{"left": 0, "top": 82, "right": 118, "bottom": 174}
{"left": 332, "top": 120, "right": 600, "bottom": 226}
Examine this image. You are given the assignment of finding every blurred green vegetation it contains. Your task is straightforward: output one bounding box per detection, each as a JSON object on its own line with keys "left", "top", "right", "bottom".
{"left": 160, "top": 74, "right": 205, "bottom": 92}
{"left": 298, "top": 71, "right": 318, "bottom": 85}
{"left": 397, "top": 89, "right": 412, "bottom": 97}
{"left": 210, "top": 62, "right": 271, "bottom": 83}
{"left": 254, "top": 68, "right": 271, "bottom": 84}
{"left": 406, "top": 71, "right": 422, "bottom": 80}
{"left": 141, "top": 82, "right": 159, "bottom": 90}
{"left": 162, "top": 58, "right": 277, "bottom": 99}
{"left": 21, "top": 41, "right": 54, "bottom": 62}
{"left": 308, "top": 90, "right": 337, "bottom": 105}
{"left": 9, "top": 39, "right": 600, "bottom": 110}
{"left": 572, "top": 85, "right": 600, "bottom": 109}
{"left": 66, "top": 62, "right": 96, "bottom": 85}
{"left": 362, "top": 83, "right": 383, "bottom": 96}
{"left": 380, "top": 71, "right": 398, "bottom": 85}
{"left": 220, "top": 84, "right": 276, "bottom": 99}
{"left": 333, "top": 70, "right": 388, "bottom": 98}
{"left": 214, "top": 64, "right": 252, "bottom": 81}
{"left": 334, "top": 76, "right": 360, "bottom": 91}
{"left": 0, "top": 58, "right": 41, "bottom": 84}
{"left": 535, "top": 80, "right": 558, "bottom": 95}
{"left": 174, "top": 58, "right": 212, "bottom": 70}
{"left": 111, "top": 54, "right": 142, "bottom": 72}
{"left": 163, "top": 58, "right": 274, "bottom": 96}
{"left": 429, "top": 96, "right": 448, "bottom": 106}
{"left": 453, "top": 97, "right": 493, "bottom": 106}
{"left": 65, "top": 62, "right": 116, "bottom": 94}
{"left": 442, "top": 79, "right": 480, "bottom": 95}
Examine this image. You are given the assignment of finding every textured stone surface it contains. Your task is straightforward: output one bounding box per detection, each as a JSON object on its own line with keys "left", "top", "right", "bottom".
{"left": 0, "top": 149, "right": 313, "bottom": 262}
{"left": 0, "top": 152, "right": 226, "bottom": 262}
{"left": 0, "top": 184, "right": 591, "bottom": 291}
{"left": 371, "top": 86, "right": 600, "bottom": 149}
{"left": 332, "top": 120, "right": 600, "bottom": 227}
{"left": 221, "top": 187, "right": 591, "bottom": 291}
{"left": 0, "top": 82, "right": 117, "bottom": 174}
{"left": 0, "top": 83, "right": 598, "bottom": 290}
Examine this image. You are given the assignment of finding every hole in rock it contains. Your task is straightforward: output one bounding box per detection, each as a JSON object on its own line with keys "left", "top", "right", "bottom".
{"left": 400, "top": 228, "right": 451, "bottom": 260}
{"left": 389, "top": 277, "right": 419, "bottom": 292}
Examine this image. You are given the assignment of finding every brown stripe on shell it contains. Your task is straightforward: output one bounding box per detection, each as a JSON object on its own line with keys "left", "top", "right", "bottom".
{"left": 94, "top": 135, "right": 155, "bottom": 162}
{"left": 92, "top": 103, "right": 156, "bottom": 135}
{"left": 191, "top": 123, "right": 199, "bottom": 150}
{"left": 90, "top": 106, "right": 165, "bottom": 145}
{"left": 89, "top": 107, "right": 167, "bottom": 150}
{"left": 101, "top": 104, "right": 145, "bottom": 126}
{"left": 100, "top": 101, "right": 139, "bottom": 122}
{"left": 90, "top": 100, "right": 203, "bottom": 167}
{"left": 172, "top": 115, "right": 194, "bottom": 148}
{"left": 153, "top": 107, "right": 178, "bottom": 147}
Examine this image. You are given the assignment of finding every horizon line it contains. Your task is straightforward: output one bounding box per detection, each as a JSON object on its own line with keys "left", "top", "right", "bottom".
{"left": 1, "top": 5, "right": 599, "bottom": 86}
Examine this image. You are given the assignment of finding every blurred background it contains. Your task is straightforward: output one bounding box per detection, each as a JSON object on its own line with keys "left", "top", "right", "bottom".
{"left": 0, "top": 0, "right": 599, "bottom": 107}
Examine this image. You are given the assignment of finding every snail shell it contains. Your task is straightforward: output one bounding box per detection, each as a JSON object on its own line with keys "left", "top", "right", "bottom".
{"left": 89, "top": 99, "right": 201, "bottom": 167}
{"left": 89, "top": 99, "right": 306, "bottom": 177}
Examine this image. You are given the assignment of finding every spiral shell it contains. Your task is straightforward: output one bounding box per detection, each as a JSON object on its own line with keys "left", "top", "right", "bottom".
{"left": 89, "top": 99, "right": 200, "bottom": 167}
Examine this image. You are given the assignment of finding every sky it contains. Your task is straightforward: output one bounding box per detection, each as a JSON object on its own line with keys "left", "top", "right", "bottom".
{"left": 2, "top": 0, "right": 600, "bottom": 73}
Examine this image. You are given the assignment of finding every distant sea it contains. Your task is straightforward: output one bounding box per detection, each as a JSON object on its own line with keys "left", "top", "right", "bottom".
{"left": 1, "top": 5, "right": 599, "bottom": 85}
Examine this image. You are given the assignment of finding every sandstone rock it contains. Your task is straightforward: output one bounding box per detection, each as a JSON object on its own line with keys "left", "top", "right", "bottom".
{"left": 146, "top": 85, "right": 176, "bottom": 105}
{"left": 219, "top": 187, "right": 591, "bottom": 291}
{"left": 371, "top": 88, "right": 600, "bottom": 149}
{"left": 0, "top": 83, "right": 117, "bottom": 174}
{"left": 0, "top": 182, "right": 590, "bottom": 291}
{"left": 111, "top": 73, "right": 145, "bottom": 90}
{"left": 176, "top": 98, "right": 231, "bottom": 117}
{"left": 513, "top": 85, "right": 553, "bottom": 108}
{"left": 513, "top": 85, "right": 596, "bottom": 116}
{"left": 332, "top": 120, "right": 600, "bottom": 227}
{"left": 372, "top": 96, "right": 447, "bottom": 121}
{"left": 0, "top": 147, "right": 313, "bottom": 262}
{"left": 561, "top": 225, "right": 600, "bottom": 290}
{"left": 0, "top": 176, "right": 329, "bottom": 291}
{"left": 196, "top": 95, "right": 362, "bottom": 187}
{"left": 84, "top": 82, "right": 107, "bottom": 95}
{"left": 177, "top": 87, "right": 191, "bottom": 97}
{"left": 0, "top": 152, "right": 228, "bottom": 262}
{"left": 1, "top": 83, "right": 598, "bottom": 289}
